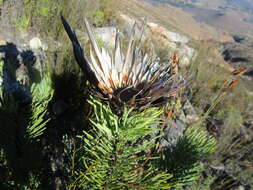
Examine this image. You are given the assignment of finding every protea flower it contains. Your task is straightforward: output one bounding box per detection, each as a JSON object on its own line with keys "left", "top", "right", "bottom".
{"left": 61, "top": 16, "right": 186, "bottom": 111}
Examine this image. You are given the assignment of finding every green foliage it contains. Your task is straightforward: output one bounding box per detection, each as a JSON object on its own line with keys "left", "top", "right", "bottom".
{"left": 0, "top": 74, "right": 53, "bottom": 187}
{"left": 11, "top": 0, "right": 118, "bottom": 38}
{"left": 26, "top": 75, "right": 53, "bottom": 139}
{"left": 31, "top": 74, "right": 53, "bottom": 104}
{"left": 64, "top": 97, "right": 217, "bottom": 189}
{"left": 68, "top": 98, "right": 174, "bottom": 189}
{"left": 88, "top": 0, "right": 118, "bottom": 26}
{"left": 15, "top": 0, "right": 69, "bottom": 37}
{"left": 158, "top": 126, "right": 216, "bottom": 188}
{"left": 15, "top": 15, "right": 30, "bottom": 30}
{"left": 93, "top": 10, "right": 106, "bottom": 26}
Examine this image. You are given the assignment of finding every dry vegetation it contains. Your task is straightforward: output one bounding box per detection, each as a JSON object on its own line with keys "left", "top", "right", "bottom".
{"left": 188, "top": 42, "right": 253, "bottom": 189}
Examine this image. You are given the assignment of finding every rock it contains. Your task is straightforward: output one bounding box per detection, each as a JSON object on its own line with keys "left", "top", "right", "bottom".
{"left": 166, "top": 31, "right": 189, "bottom": 44}
{"left": 120, "top": 14, "right": 190, "bottom": 44}
{"left": 158, "top": 99, "right": 198, "bottom": 151}
{"left": 76, "top": 26, "right": 119, "bottom": 48}
{"left": 0, "top": 40, "right": 7, "bottom": 46}
{"left": 120, "top": 13, "right": 148, "bottom": 41}
{"left": 182, "top": 99, "right": 199, "bottom": 124}
{"left": 160, "top": 119, "right": 187, "bottom": 149}
{"left": 29, "top": 37, "right": 42, "bottom": 50}
{"left": 118, "top": 14, "right": 196, "bottom": 67}
{"left": 0, "top": 61, "right": 3, "bottom": 88}
{"left": 43, "top": 36, "right": 62, "bottom": 52}
{"left": 94, "top": 27, "right": 117, "bottom": 47}
{"left": 0, "top": 41, "right": 7, "bottom": 60}
{"left": 77, "top": 26, "right": 118, "bottom": 48}
{"left": 177, "top": 44, "right": 196, "bottom": 66}
{"left": 238, "top": 185, "right": 245, "bottom": 190}
{"left": 29, "top": 37, "right": 48, "bottom": 51}
{"left": 0, "top": 52, "right": 5, "bottom": 60}
{"left": 15, "top": 63, "right": 29, "bottom": 85}
{"left": 120, "top": 13, "right": 135, "bottom": 25}
{"left": 147, "top": 22, "right": 189, "bottom": 43}
{"left": 145, "top": 22, "right": 195, "bottom": 66}
{"left": 0, "top": 41, "right": 46, "bottom": 103}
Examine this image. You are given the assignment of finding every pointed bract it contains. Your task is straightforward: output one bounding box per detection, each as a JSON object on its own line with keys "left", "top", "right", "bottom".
{"left": 62, "top": 16, "right": 186, "bottom": 111}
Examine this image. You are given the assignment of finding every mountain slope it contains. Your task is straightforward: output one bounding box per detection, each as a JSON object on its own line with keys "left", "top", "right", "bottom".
{"left": 144, "top": 0, "right": 253, "bottom": 35}
{"left": 118, "top": 0, "right": 232, "bottom": 42}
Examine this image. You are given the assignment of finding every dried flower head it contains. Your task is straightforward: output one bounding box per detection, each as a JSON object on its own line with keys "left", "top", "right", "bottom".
{"left": 61, "top": 16, "right": 186, "bottom": 111}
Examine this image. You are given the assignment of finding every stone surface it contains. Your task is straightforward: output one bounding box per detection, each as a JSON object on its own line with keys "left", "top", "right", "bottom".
{"left": 119, "top": 14, "right": 196, "bottom": 66}
{"left": 182, "top": 99, "right": 199, "bottom": 124}
{"left": 0, "top": 41, "right": 45, "bottom": 103}
{"left": 0, "top": 40, "right": 7, "bottom": 46}
{"left": 147, "top": 22, "right": 189, "bottom": 43}
{"left": 159, "top": 97, "right": 200, "bottom": 153}
{"left": 162, "top": 119, "right": 186, "bottom": 149}
{"left": 29, "top": 37, "right": 48, "bottom": 51}
{"left": 94, "top": 27, "right": 117, "bottom": 47}
{"left": 177, "top": 44, "right": 196, "bottom": 66}
{"left": 120, "top": 13, "right": 148, "bottom": 41}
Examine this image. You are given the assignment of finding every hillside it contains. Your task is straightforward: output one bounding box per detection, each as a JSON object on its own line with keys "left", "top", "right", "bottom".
{"left": 140, "top": 0, "right": 253, "bottom": 80}
{"left": 0, "top": 0, "right": 253, "bottom": 189}
{"left": 118, "top": 0, "right": 233, "bottom": 42}
{"left": 144, "top": 0, "right": 253, "bottom": 35}
{"left": 145, "top": 0, "right": 253, "bottom": 13}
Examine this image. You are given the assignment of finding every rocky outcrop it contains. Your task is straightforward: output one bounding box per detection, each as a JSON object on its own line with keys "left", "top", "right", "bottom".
{"left": 0, "top": 40, "right": 46, "bottom": 103}
{"left": 159, "top": 98, "right": 199, "bottom": 150}
{"left": 120, "top": 13, "right": 196, "bottom": 66}
{"left": 146, "top": 22, "right": 196, "bottom": 66}
{"left": 94, "top": 27, "right": 117, "bottom": 47}
{"left": 29, "top": 37, "right": 48, "bottom": 51}
{"left": 147, "top": 22, "right": 189, "bottom": 43}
